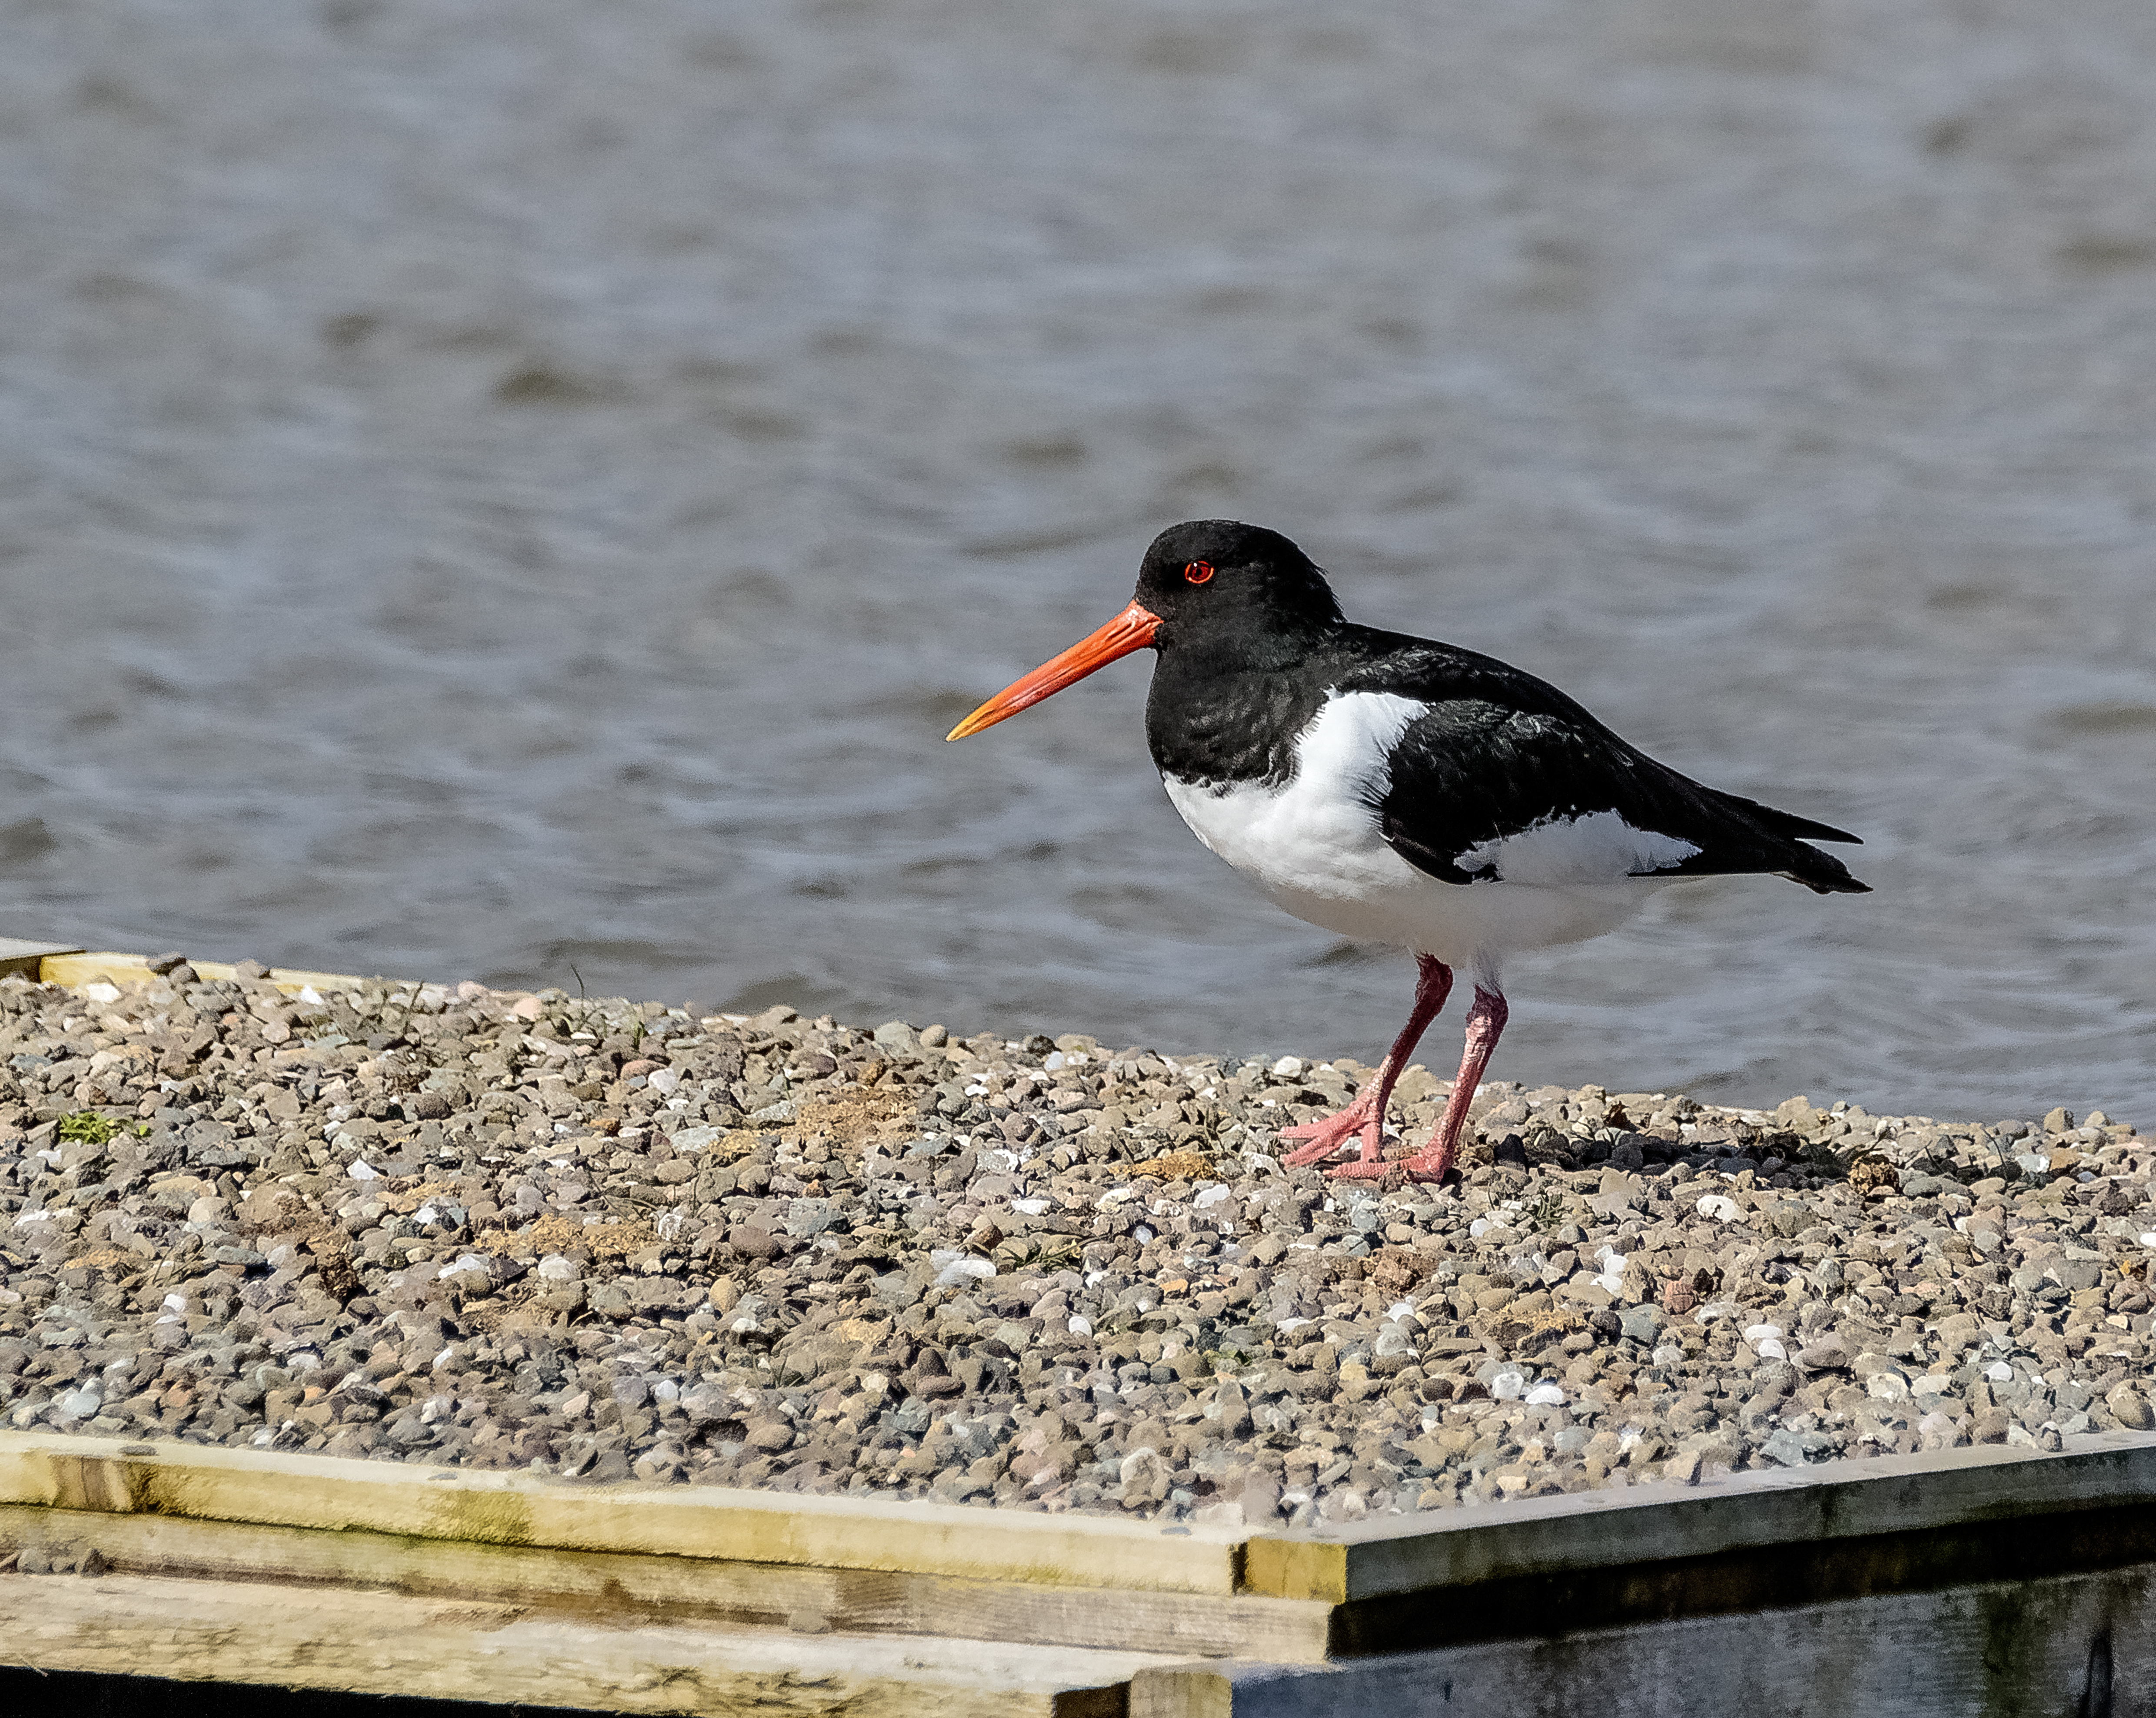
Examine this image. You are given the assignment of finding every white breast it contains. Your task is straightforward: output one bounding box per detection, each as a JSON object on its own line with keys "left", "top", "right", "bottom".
{"left": 1160, "top": 690, "right": 1688, "bottom": 975}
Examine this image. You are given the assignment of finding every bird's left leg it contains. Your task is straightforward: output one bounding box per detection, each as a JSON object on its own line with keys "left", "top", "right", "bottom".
{"left": 1280, "top": 955, "right": 1452, "bottom": 1168}
{"left": 1355, "top": 985, "right": 1508, "bottom": 1184}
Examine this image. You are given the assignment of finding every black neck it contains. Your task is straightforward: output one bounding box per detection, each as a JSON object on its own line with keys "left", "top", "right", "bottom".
{"left": 1145, "top": 628, "right": 1345, "bottom": 789}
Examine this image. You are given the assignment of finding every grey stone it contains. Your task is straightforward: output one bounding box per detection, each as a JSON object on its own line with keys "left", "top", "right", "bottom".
{"left": 2106, "top": 1386, "right": 2155, "bottom": 1431}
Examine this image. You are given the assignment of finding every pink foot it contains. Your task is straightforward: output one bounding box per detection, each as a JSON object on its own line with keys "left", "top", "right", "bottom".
{"left": 1278, "top": 1094, "right": 1383, "bottom": 1166}
{"left": 1275, "top": 954, "right": 1457, "bottom": 1173}
{"left": 1329, "top": 986, "right": 1505, "bottom": 1187}
{"left": 1325, "top": 1146, "right": 1460, "bottom": 1184}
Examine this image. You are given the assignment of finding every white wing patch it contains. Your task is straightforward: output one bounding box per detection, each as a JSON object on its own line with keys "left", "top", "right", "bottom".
{"left": 1455, "top": 809, "right": 1701, "bottom": 887}
{"left": 1291, "top": 690, "right": 1426, "bottom": 806}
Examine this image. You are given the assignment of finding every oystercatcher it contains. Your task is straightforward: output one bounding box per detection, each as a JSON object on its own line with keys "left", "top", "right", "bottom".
{"left": 947, "top": 520, "right": 1867, "bottom": 1183}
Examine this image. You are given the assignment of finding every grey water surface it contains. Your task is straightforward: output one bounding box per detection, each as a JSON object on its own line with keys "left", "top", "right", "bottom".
{"left": 2, "top": 0, "right": 2152, "bottom": 1123}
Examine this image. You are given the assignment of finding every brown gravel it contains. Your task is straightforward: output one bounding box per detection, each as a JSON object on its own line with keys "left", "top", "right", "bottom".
{"left": 2, "top": 964, "right": 2151, "bottom": 1526}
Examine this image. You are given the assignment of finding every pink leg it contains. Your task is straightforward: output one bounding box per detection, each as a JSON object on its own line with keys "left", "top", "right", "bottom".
{"left": 1279, "top": 955, "right": 1452, "bottom": 1169}
{"left": 1337, "top": 985, "right": 1509, "bottom": 1184}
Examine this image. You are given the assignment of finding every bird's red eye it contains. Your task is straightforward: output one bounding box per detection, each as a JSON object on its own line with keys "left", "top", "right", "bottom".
{"left": 1183, "top": 561, "right": 1214, "bottom": 584}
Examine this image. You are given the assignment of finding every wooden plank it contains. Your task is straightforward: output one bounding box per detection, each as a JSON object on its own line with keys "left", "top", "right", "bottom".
{"left": 0, "top": 1570, "right": 1156, "bottom": 1718}
{"left": 1130, "top": 1559, "right": 2154, "bottom": 1717}
{"left": 1243, "top": 1428, "right": 2156, "bottom": 1604}
{"left": 39, "top": 951, "right": 371, "bottom": 997}
{"left": 0, "top": 938, "right": 81, "bottom": 979}
{"left": 0, "top": 1502, "right": 1332, "bottom": 1664}
{"left": 0, "top": 1433, "right": 1246, "bottom": 1598}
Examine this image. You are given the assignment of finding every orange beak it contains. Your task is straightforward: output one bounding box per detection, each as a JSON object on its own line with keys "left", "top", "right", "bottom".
{"left": 946, "top": 600, "right": 1164, "bottom": 740}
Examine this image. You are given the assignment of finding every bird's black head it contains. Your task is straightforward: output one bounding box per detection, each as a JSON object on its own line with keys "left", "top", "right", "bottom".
{"left": 1133, "top": 521, "right": 1343, "bottom": 657}
{"left": 945, "top": 519, "right": 1343, "bottom": 742}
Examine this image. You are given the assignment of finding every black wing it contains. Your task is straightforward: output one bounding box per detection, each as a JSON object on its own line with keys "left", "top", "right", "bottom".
{"left": 1332, "top": 633, "right": 1868, "bottom": 896}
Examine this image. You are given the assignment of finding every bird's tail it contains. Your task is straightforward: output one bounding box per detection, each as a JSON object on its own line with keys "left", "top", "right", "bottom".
{"left": 1711, "top": 789, "right": 1869, "bottom": 894}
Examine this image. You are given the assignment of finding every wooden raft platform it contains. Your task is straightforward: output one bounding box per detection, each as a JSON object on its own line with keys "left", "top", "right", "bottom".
{"left": 8, "top": 943, "right": 2156, "bottom": 1710}
{"left": 5, "top": 1429, "right": 2156, "bottom": 1714}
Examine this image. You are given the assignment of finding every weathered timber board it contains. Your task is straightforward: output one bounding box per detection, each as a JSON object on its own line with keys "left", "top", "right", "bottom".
{"left": 0, "top": 939, "right": 81, "bottom": 979}
{"left": 0, "top": 1502, "right": 1330, "bottom": 1663}
{"left": 37, "top": 950, "right": 367, "bottom": 996}
{"left": 0, "top": 1433, "right": 1243, "bottom": 1597}
{"left": 0, "top": 1570, "right": 1156, "bottom": 1718}
{"left": 1130, "top": 1559, "right": 2156, "bottom": 1717}
{"left": 1245, "top": 1428, "right": 2156, "bottom": 1604}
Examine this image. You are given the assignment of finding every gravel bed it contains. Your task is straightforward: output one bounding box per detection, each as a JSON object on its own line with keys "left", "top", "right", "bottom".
{"left": 1, "top": 962, "right": 2152, "bottom": 1529}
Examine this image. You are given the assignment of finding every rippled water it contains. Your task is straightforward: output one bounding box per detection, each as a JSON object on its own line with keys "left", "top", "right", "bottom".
{"left": 3, "top": 1, "right": 2152, "bottom": 1122}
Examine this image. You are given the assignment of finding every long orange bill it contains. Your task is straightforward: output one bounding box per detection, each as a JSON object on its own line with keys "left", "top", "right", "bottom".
{"left": 945, "top": 600, "right": 1164, "bottom": 740}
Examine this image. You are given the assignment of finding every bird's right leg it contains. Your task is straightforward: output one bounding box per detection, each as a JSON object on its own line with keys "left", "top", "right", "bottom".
{"left": 1387, "top": 984, "right": 1508, "bottom": 1183}
{"left": 1279, "top": 955, "right": 1452, "bottom": 1167}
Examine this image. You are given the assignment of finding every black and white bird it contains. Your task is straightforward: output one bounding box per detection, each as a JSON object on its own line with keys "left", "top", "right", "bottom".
{"left": 948, "top": 520, "right": 1867, "bottom": 1184}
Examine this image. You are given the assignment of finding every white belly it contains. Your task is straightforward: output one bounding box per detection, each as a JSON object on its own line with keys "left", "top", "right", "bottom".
{"left": 1159, "top": 691, "right": 1689, "bottom": 977}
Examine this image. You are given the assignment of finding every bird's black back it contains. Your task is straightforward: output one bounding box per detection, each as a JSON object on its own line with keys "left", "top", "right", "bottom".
{"left": 1147, "top": 619, "right": 1868, "bottom": 896}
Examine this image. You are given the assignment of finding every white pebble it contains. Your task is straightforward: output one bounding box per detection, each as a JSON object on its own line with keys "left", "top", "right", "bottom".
{"left": 1067, "top": 1314, "right": 1093, "bottom": 1336}
{"left": 1524, "top": 1383, "right": 1566, "bottom": 1407}
{"left": 1193, "top": 1185, "right": 1232, "bottom": 1209}
{"left": 1270, "top": 1056, "right": 1305, "bottom": 1079}
{"left": 1696, "top": 1194, "right": 1740, "bottom": 1222}
{"left": 935, "top": 1257, "right": 997, "bottom": 1287}
{"left": 1985, "top": 1360, "right": 2014, "bottom": 1383}
{"left": 1742, "top": 1323, "right": 1784, "bottom": 1343}
{"left": 349, "top": 1159, "right": 382, "bottom": 1181}
{"left": 1754, "top": 1338, "right": 1788, "bottom": 1361}
{"left": 1490, "top": 1368, "right": 1526, "bottom": 1400}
